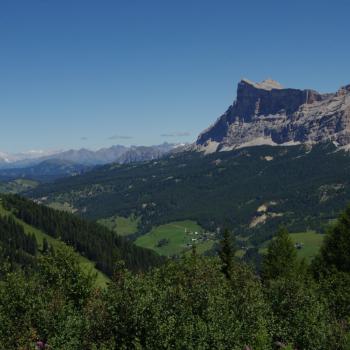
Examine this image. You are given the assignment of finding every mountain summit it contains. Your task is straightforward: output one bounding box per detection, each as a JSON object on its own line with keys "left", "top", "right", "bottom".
{"left": 195, "top": 79, "right": 350, "bottom": 152}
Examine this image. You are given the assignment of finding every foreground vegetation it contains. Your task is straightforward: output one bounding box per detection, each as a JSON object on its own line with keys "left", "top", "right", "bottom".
{"left": 1, "top": 201, "right": 350, "bottom": 348}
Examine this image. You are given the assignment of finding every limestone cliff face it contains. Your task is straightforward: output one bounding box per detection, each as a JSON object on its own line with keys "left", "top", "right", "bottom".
{"left": 195, "top": 79, "right": 350, "bottom": 152}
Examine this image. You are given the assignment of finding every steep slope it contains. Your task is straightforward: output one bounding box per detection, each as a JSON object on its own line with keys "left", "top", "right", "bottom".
{"left": 0, "top": 200, "right": 108, "bottom": 286}
{"left": 0, "top": 195, "right": 164, "bottom": 276}
{"left": 195, "top": 79, "right": 350, "bottom": 152}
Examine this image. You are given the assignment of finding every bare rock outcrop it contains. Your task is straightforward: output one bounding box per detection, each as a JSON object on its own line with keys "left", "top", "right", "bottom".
{"left": 195, "top": 79, "right": 350, "bottom": 153}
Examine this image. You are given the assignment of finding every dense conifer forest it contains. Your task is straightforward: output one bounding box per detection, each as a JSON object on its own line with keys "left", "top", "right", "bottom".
{"left": 0, "top": 214, "right": 37, "bottom": 269}
{"left": 1, "top": 197, "right": 350, "bottom": 349}
{"left": 0, "top": 195, "right": 164, "bottom": 275}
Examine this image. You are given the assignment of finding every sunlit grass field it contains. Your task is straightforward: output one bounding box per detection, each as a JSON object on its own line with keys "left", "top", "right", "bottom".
{"left": 135, "top": 220, "right": 215, "bottom": 256}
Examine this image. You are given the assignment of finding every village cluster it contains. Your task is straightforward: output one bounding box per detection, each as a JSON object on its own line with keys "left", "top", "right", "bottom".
{"left": 185, "top": 228, "right": 216, "bottom": 248}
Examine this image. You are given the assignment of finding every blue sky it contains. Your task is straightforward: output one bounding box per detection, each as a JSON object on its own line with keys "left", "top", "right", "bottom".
{"left": 1, "top": 0, "right": 349, "bottom": 153}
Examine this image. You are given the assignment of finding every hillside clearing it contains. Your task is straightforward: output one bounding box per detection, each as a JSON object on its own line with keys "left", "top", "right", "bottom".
{"left": 135, "top": 220, "right": 215, "bottom": 256}
{"left": 260, "top": 231, "right": 325, "bottom": 261}
{"left": 98, "top": 215, "right": 139, "bottom": 236}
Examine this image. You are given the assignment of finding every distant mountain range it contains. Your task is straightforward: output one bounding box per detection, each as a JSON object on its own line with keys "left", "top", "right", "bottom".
{"left": 0, "top": 143, "right": 181, "bottom": 169}
{"left": 194, "top": 78, "right": 350, "bottom": 153}
{"left": 0, "top": 149, "right": 60, "bottom": 166}
{"left": 0, "top": 143, "right": 184, "bottom": 182}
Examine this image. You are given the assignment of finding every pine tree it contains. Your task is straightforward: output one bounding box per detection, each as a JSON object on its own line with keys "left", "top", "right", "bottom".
{"left": 42, "top": 238, "right": 49, "bottom": 254}
{"left": 49, "top": 245, "right": 55, "bottom": 256}
{"left": 29, "top": 234, "right": 37, "bottom": 255}
{"left": 219, "top": 229, "right": 236, "bottom": 279}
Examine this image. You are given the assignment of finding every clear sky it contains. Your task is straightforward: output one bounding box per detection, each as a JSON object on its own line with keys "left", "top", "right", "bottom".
{"left": 1, "top": 0, "right": 349, "bottom": 153}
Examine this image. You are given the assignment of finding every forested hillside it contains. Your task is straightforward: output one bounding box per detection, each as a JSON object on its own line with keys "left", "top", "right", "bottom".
{"left": 0, "top": 214, "right": 37, "bottom": 269}
{"left": 1, "top": 205, "right": 350, "bottom": 349}
{"left": 29, "top": 143, "right": 350, "bottom": 245}
{"left": 0, "top": 195, "right": 163, "bottom": 276}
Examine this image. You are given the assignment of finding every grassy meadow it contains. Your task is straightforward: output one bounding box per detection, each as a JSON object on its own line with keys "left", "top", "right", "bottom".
{"left": 135, "top": 220, "right": 215, "bottom": 256}
{"left": 98, "top": 215, "right": 139, "bottom": 236}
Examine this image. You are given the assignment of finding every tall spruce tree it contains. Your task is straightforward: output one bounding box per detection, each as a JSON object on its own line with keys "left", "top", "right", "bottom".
{"left": 219, "top": 229, "right": 236, "bottom": 279}
{"left": 42, "top": 238, "right": 49, "bottom": 254}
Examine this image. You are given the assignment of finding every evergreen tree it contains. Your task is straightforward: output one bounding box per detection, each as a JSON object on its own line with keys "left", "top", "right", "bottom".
{"left": 28, "top": 233, "right": 37, "bottom": 255}
{"left": 49, "top": 244, "right": 55, "bottom": 256}
{"left": 42, "top": 238, "right": 49, "bottom": 254}
{"left": 219, "top": 229, "right": 236, "bottom": 279}
{"left": 311, "top": 207, "right": 350, "bottom": 345}
{"left": 262, "top": 227, "right": 298, "bottom": 281}
{"left": 318, "top": 205, "right": 350, "bottom": 273}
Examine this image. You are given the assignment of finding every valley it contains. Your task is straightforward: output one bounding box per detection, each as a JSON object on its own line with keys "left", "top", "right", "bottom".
{"left": 28, "top": 142, "right": 350, "bottom": 252}
{"left": 2, "top": 79, "right": 350, "bottom": 264}
{"left": 3, "top": 79, "right": 350, "bottom": 267}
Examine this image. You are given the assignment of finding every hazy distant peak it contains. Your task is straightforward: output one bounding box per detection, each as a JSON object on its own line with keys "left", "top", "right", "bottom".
{"left": 0, "top": 143, "right": 180, "bottom": 169}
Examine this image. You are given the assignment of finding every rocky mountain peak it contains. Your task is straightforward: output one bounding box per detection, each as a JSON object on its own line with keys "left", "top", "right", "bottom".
{"left": 195, "top": 79, "right": 350, "bottom": 153}
{"left": 240, "top": 78, "right": 283, "bottom": 91}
